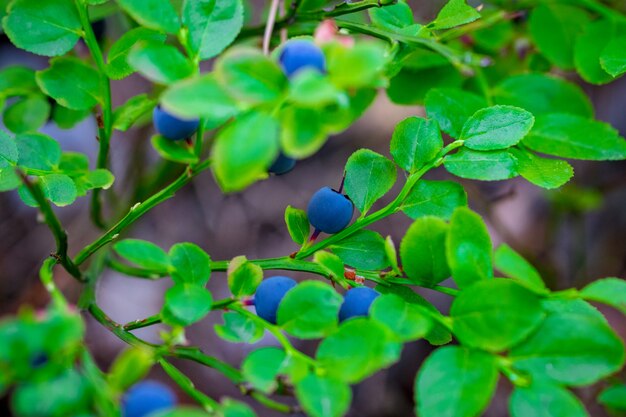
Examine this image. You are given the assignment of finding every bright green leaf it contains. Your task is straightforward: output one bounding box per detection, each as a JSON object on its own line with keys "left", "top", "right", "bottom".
{"left": 390, "top": 117, "right": 442, "bottom": 172}
{"left": 117, "top": 0, "right": 180, "bottom": 33}
{"left": 40, "top": 174, "right": 77, "bottom": 207}
{"left": 106, "top": 27, "right": 166, "bottom": 80}
{"left": 214, "top": 311, "right": 263, "bottom": 344}
{"left": 599, "top": 384, "right": 626, "bottom": 411}
{"left": 574, "top": 20, "right": 614, "bottom": 85}
{"left": 370, "top": 294, "right": 432, "bottom": 342}
{"left": 329, "top": 229, "right": 390, "bottom": 271}
{"left": 162, "top": 284, "right": 213, "bottom": 326}
{"left": 444, "top": 148, "right": 519, "bottom": 181}
{"left": 431, "top": 0, "right": 480, "bottom": 30}
{"left": 241, "top": 347, "right": 287, "bottom": 394}
{"left": 113, "top": 239, "right": 171, "bottom": 271}
{"left": 0, "top": 129, "right": 18, "bottom": 168}
{"left": 425, "top": 88, "right": 487, "bottom": 138}
{"left": 15, "top": 133, "right": 61, "bottom": 170}
{"left": 151, "top": 135, "right": 198, "bottom": 164}
{"left": 279, "top": 106, "right": 327, "bottom": 159}
{"left": 510, "top": 382, "right": 589, "bottom": 417}
{"left": 461, "top": 106, "right": 534, "bottom": 151}
{"left": 227, "top": 256, "right": 263, "bottom": 298}
{"left": 580, "top": 277, "right": 626, "bottom": 315}
{"left": 37, "top": 57, "right": 103, "bottom": 110}
{"left": 3, "top": 95, "right": 50, "bottom": 134}
{"left": 344, "top": 149, "right": 397, "bottom": 214}
{"left": 284, "top": 205, "right": 309, "bottom": 245}
{"left": 400, "top": 216, "right": 450, "bottom": 286}
{"left": 510, "top": 148, "right": 574, "bottom": 189}
{"left": 128, "top": 41, "right": 195, "bottom": 84}
{"left": 113, "top": 94, "right": 158, "bottom": 132}
{"left": 169, "top": 243, "right": 211, "bottom": 286}
{"left": 295, "top": 374, "right": 351, "bottom": 417}
{"left": 400, "top": 180, "right": 467, "bottom": 220}
{"left": 494, "top": 244, "right": 546, "bottom": 292}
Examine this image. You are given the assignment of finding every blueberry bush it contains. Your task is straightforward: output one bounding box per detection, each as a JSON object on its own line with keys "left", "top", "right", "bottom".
{"left": 1, "top": 0, "right": 626, "bottom": 416}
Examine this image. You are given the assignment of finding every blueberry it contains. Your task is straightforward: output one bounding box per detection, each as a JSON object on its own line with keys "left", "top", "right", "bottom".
{"left": 307, "top": 187, "right": 354, "bottom": 234}
{"left": 254, "top": 276, "right": 297, "bottom": 324}
{"left": 122, "top": 380, "right": 176, "bottom": 417}
{"left": 269, "top": 153, "right": 296, "bottom": 175}
{"left": 153, "top": 106, "right": 199, "bottom": 141}
{"left": 279, "top": 39, "right": 326, "bottom": 78}
{"left": 339, "top": 287, "right": 380, "bottom": 322}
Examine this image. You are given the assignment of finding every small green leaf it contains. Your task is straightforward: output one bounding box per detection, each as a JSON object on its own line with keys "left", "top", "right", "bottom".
{"left": 494, "top": 244, "right": 546, "bottom": 292}
{"left": 0, "top": 129, "right": 18, "bottom": 167}
{"left": 344, "top": 149, "right": 397, "bottom": 215}
{"left": 52, "top": 105, "right": 90, "bottom": 129}
{"left": 77, "top": 169, "right": 115, "bottom": 192}
{"left": 446, "top": 207, "right": 493, "bottom": 289}
{"left": 510, "top": 148, "right": 574, "bottom": 189}
{"left": 369, "top": 1, "right": 415, "bottom": 32}
{"left": 117, "top": 0, "right": 180, "bottom": 33}
{"left": 216, "top": 48, "right": 287, "bottom": 104}
{"left": 113, "top": 94, "right": 158, "bottom": 132}
{"left": 390, "top": 117, "right": 442, "bottom": 172}
{"left": 444, "top": 148, "right": 518, "bottom": 181}
{"left": 599, "top": 384, "right": 626, "bottom": 411}
{"left": 415, "top": 346, "right": 499, "bottom": 417}
{"left": 431, "top": 0, "right": 480, "bottom": 30}
{"left": 37, "top": 57, "right": 103, "bottom": 110}
{"left": 107, "top": 347, "right": 154, "bottom": 391}
{"left": 400, "top": 216, "right": 450, "bottom": 286}
{"left": 329, "top": 229, "right": 390, "bottom": 271}
{"left": 425, "top": 88, "right": 487, "bottom": 138}
{"left": 574, "top": 20, "right": 614, "bottom": 85}
{"left": 183, "top": 0, "right": 244, "bottom": 60}
{"left": 212, "top": 111, "right": 279, "bottom": 192}
{"left": 288, "top": 70, "right": 342, "bottom": 107}
{"left": 214, "top": 311, "right": 263, "bottom": 344}
{"left": 600, "top": 29, "right": 626, "bottom": 77}
{"left": 370, "top": 294, "right": 432, "bottom": 342}
{"left": 327, "top": 42, "right": 387, "bottom": 89}
{"left": 162, "top": 284, "right": 213, "bottom": 326}
{"left": 461, "top": 106, "right": 534, "bottom": 151}
{"left": 169, "top": 243, "right": 211, "bottom": 287}
{"left": 128, "top": 42, "right": 195, "bottom": 84}
{"left": 295, "top": 374, "right": 351, "bottom": 417}
{"left": 400, "top": 180, "right": 467, "bottom": 220}
{"left": 276, "top": 280, "right": 342, "bottom": 339}
{"left": 40, "top": 174, "right": 77, "bottom": 207}
{"left": 151, "top": 135, "right": 198, "bottom": 164}
{"left": 451, "top": 279, "right": 545, "bottom": 352}
{"left": 15, "top": 133, "right": 61, "bottom": 170}
{"left": 524, "top": 113, "right": 626, "bottom": 161}
{"left": 114, "top": 239, "right": 171, "bottom": 272}
{"left": 3, "top": 95, "right": 50, "bottom": 134}
{"left": 0, "top": 168, "right": 19, "bottom": 191}
{"left": 580, "top": 277, "right": 626, "bottom": 315}
{"left": 314, "top": 251, "right": 345, "bottom": 282}
{"left": 241, "top": 347, "right": 287, "bottom": 394}
{"left": 227, "top": 256, "right": 263, "bottom": 298}
{"left": 279, "top": 106, "right": 328, "bottom": 159}
{"left": 106, "top": 27, "right": 166, "bottom": 80}
{"left": 510, "top": 382, "right": 589, "bottom": 417}
{"left": 2, "top": 0, "right": 81, "bottom": 56}
{"left": 384, "top": 235, "right": 400, "bottom": 275}
{"left": 284, "top": 205, "right": 309, "bottom": 245}
{"left": 0, "top": 66, "right": 38, "bottom": 97}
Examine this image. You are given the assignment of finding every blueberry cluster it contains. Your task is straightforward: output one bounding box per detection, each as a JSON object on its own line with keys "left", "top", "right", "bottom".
{"left": 153, "top": 39, "right": 327, "bottom": 176}
{"left": 122, "top": 380, "right": 176, "bottom": 417}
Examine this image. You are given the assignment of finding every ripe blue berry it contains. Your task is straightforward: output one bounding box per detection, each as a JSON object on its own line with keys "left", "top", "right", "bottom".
{"left": 307, "top": 187, "right": 354, "bottom": 234}
{"left": 339, "top": 287, "right": 380, "bottom": 322}
{"left": 279, "top": 39, "right": 326, "bottom": 78}
{"left": 269, "top": 153, "right": 296, "bottom": 175}
{"left": 254, "top": 276, "right": 297, "bottom": 324}
{"left": 122, "top": 380, "right": 176, "bottom": 417}
{"left": 153, "top": 106, "right": 199, "bottom": 141}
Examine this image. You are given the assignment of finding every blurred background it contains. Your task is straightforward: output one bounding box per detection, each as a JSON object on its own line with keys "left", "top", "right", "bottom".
{"left": 1, "top": 0, "right": 625, "bottom": 416}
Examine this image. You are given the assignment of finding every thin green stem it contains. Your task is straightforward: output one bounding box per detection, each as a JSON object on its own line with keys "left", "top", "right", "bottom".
{"left": 39, "top": 258, "right": 69, "bottom": 308}
{"left": 17, "top": 170, "right": 83, "bottom": 281}
{"left": 74, "top": 159, "right": 212, "bottom": 266}
{"left": 76, "top": 0, "right": 114, "bottom": 230}
{"left": 438, "top": 10, "right": 509, "bottom": 42}
{"left": 159, "top": 359, "right": 219, "bottom": 412}
{"left": 108, "top": 257, "right": 165, "bottom": 279}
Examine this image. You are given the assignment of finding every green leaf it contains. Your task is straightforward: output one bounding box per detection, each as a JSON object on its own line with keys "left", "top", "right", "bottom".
{"left": 276, "top": 280, "right": 342, "bottom": 339}
{"left": 327, "top": 42, "right": 388, "bottom": 89}
{"left": 451, "top": 279, "right": 545, "bottom": 352}
{"left": 107, "top": 347, "right": 154, "bottom": 391}
{"left": 117, "top": 0, "right": 180, "bottom": 33}
{"left": 425, "top": 88, "right": 487, "bottom": 138}
{"left": 316, "top": 318, "right": 400, "bottom": 383}
{"left": 212, "top": 111, "right": 279, "bottom": 192}
{"left": 494, "top": 73, "right": 593, "bottom": 117}
{"left": 390, "top": 117, "right": 442, "bottom": 172}
{"left": 113, "top": 94, "right": 158, "bottom": 131}
{"left": 288, "top": 70, "right": 342, "bottom": 107}
{"left": 52, "top": 105, "right": 90, "bottom": 129}
{"left": 77, "top": 169, "right": 114, "bottom": 193}
{"left": 284, "top": 205, "right": 309, "bottom": 245}
{"left": 510, "top": 299, "right": 625, "bottom": 386}
{"left": 128, "top": 41, "right": 195, "bottom": 84}
{"left": 329, "top": 229, "right": 390, "bottom": 271}
{"left": 580, "top": 277, "right": 626, "bottom": 315}
{"left": 415, "top": 346, "right": 499, "bottom": 417}
{"left": 370, "top": 294, "right": 432, "bottom": 342}
{"left": 2, "top": 0, "right": 81, "bottom": 56}
{"left": 574, "top": 20, "right": 614, "bottom": 85}
{"left": 151, "top": 135, "right": 198, "bottom": 164}
{"left": 494, "top": 244, "right": 546, "bottom": 292}
{"left": 524, "top": 113, "right": 626, "bottom": 161}
{"left": 162, "top": 284, "right": 213, "bottom": 326}
{"left": 314, "top": 251, "right": 345, "bottom": 282}
{"left": 40, "top": 174, "right": 77, "bottom": 207}
{"left": 113, "top": 239, "right": 171, "bottom": 271}
{"left": 461, "top": 106, "right": 534, "bottom": 151}
{"left": 216, "top": 48, "right": 287, "bottom": 104}
{"left": 220, "top": 399, "right": 258, "bottom": 417}
{"left": 169, "top": 243, "right": 211, "bottom": 286}
{"left": 344, "top": 149, "right": 396, "bottom": 215}
{"left": 400, "top": 180, "right": 467, "bottom": 220}
{"left": 444, "top": 148, "right": 519, "bottom": 181}
{"left": 227, "top": 256, "right": 263, "bottom": 298}
{"left": 295, "top": 374, "right": 351, "bottom": 417}
{"left": 431, "top": 0, "right": 480, "bottom": 30}
{"left": 369, "top": 1, "right": 415, "bottom": 32}
{"left": 3, "top": 95, "right": 50, "bottom": 134}
{"left": 600, "top": 28, "right": 626, "bottom": 77}
{"left": 214, "top": 311, "right": 263, "bottom": 344}
{"left": 0, "top": 168, "right": 19, "bottom": 191}
{"left": 161, "top": 74, "right": 239, "bottom": 126}
{"left": 599, "top": 384, "right": 626, "bottom": 411}
{"left": 446, "top": 207, "right": 493, "bottom": 289}
{"left": 400, "top": 216, "right": 450, "bottom": 286}
{"left": 15, "top": 133, "right": 61, "bottom": 170}
{"left": 529, "top": 4, "right": 589, "bottom": 69}
{"left": 510, "top": 382, "right": 589, "bottom": 417}
{"left": 510, "top": 148, "right": 574, "bottom": 189}
{"left": 241, "top": 347, "right": 287, "bottom": 394}
{"left": 0, "top": 129, "right": 18, "bottom": 168}
{"left": 106, "top": 27, "right": 166, "bottom": 80}
{"left": 384, "top": 235, "right": 400, "bottom": 275}
{"left": 0, "top": 66, "right": 38, "bottom": 97}
{"left": 279, "top": 106, "right": 327, "bottom": 158}
{"left": 36, "top": 57, "right": 103, "bottom": 110}
{"left": 183, "top": 0, "right": 244, "bottom": 60}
